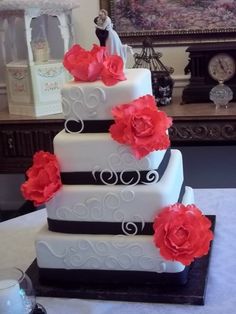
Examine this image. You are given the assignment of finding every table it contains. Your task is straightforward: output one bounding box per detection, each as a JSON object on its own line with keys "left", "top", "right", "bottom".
{"left": 0, "top": 189, "right": 236, "bottom": 314}
{"left": 1, "top": 97, "right": 236, "bottom": 173}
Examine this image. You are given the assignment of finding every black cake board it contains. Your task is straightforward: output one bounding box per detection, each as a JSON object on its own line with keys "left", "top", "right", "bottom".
{"left": 26, "top": 215, "right": 216, "bottom": 306}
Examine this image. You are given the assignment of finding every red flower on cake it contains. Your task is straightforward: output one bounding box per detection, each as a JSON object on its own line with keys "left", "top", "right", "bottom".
{"left": 63, "top": 44, "right": 106, "bottom": 82}
{"left": 21, "top": 151, "right": 62, "bottom": 206}
{"left": 63, "top": 44, "right": 126, "bottom": 86}
{"left": 109, "top": 95, "right": 172, "bottom": 159}
{"left": 101, "top": 55, "right": 126, "bottom": 86}
{"left": 153, "top": 203, "right": 214, "bottom": 266}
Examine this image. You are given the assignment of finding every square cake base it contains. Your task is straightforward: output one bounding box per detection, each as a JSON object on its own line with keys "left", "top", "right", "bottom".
{"left": 26, "top": 215, "right": 215, "bottom": 306}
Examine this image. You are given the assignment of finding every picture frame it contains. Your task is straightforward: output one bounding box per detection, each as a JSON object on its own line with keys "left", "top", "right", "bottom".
{"left": 99, "top": 0, "right": 236, "bottom": 46}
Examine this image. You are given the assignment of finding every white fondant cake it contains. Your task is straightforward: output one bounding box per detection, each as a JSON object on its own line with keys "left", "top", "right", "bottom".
{"left": 36, "top": 187, "right": 194, "bottom": 274}
{"left": 30, "top": 66, "right": 201, "bottom": 285}
{"left": 36, "top": 228, "right": 185, "bottom": 273}
{"left": 61, "top": 69, "right": 152, "bottom": 123}
{"left": 46, "top": 149, "right": 183, "bottom": 223}
{"left": 54, "top": 130, "right": 166, "bottom": 172}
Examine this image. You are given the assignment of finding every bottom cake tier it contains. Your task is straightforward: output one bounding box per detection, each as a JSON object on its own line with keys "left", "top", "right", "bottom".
{"left": 35, "top": 186, "right": 194, "bottom": 286}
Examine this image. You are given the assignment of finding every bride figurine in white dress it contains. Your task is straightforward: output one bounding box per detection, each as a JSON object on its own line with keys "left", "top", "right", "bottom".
{"left": 94, "top": 9, "right": 133, "bottom": 65}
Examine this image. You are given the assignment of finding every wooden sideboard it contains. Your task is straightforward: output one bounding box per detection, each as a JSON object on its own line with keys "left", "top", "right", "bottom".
{"left": 163, "top": 100, "right": 236, "bottom": 144}
{"left": 0, "top": 111, "right": 64, "bottom": 173}
{"left": 1, "top": 98, "right": 236, "bottom": 174}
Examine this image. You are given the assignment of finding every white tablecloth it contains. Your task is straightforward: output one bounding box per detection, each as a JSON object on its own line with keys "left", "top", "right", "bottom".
{"left": 1, "top": 189, "right": 236, "bottom": 314}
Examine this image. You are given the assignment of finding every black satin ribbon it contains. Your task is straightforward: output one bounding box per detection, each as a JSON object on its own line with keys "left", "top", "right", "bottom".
{"left": 178, "top": 181, "right": 186, "bottom": 203}
{"left": 47, "top": 182, "right": 185, "bottom": 235}
{"left": 48, "top": 219, "right": 154, "bottom": 235}
{"left": 61, "top": 148, "right": 171, "bottom": 185}
{"left": 65, "top": 120, "right": 114, "bottom": 133}
{"left": 38, "top": 265, "right": 189, "bottom": 286}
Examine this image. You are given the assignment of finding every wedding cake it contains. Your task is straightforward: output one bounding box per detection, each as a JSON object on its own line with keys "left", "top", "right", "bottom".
{"left": 21, "top": 44, "right": 213, "bottom": 287}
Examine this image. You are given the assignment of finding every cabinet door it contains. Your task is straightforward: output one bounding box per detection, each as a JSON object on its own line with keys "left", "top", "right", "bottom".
{"left": 0, "top": 123, "right": 63, "bottom": 173}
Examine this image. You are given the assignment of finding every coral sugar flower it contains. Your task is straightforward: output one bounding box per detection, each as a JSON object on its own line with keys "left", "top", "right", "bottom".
{"left": 21, "top": 151, "right": 62, "bottom": 206}
{"left": 109, "top": 94, "right": 172, "bottom": 159}
{"left": 153, "top": 203, "right": 214, "bottom": 266}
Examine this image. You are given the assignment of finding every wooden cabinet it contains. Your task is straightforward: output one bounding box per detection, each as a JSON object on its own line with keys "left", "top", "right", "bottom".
{"left": 1, "top": 98, "right": 236, "bottom": 173}
{"left": 162, "top": 100, "right": 236, "bottom": 144}
{"left": 0, "top": 111, "right": 63, "bottom": 173}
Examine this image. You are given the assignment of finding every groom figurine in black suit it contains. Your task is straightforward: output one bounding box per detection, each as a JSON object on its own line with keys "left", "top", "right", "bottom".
{"left": 94, "top": 14, "right": 108, "bottom": 47}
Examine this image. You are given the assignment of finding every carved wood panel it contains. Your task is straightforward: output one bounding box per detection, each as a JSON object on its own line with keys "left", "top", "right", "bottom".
{"left": 169, "top": 120, "right": 236, "bottom": 143}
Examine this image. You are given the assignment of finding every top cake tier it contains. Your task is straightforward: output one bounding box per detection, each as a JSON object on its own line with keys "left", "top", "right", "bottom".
{"left": 61, "top": 68, "right": 152, "bottom": 123}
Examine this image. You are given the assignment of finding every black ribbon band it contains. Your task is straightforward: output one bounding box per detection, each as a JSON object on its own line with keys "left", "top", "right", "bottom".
{"left": 48, "top": 220, "right": 153, "bottom": 235}
{"left": 38, "top": 265, "right": 189, "bottom": 286}
{"left": 65, "top": 120, "right": 114, "bottom": 133}
{"left": 47, "top": 182, "right": 185, "bottom": 235}
{"left": 61, "top": 148, "right": 171, "bottom": 185}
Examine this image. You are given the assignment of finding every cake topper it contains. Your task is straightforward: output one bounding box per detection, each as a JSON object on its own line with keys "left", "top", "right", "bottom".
{"left": 94, "top": 9, "right": 133, "bottom": 65}
{"left": 94, "top": 10, "right": 109, "bottom": 47}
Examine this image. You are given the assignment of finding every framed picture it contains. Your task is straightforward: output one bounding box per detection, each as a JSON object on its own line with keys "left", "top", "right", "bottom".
{"left": 100, "top": 0, "right": 236, "bottom": 46}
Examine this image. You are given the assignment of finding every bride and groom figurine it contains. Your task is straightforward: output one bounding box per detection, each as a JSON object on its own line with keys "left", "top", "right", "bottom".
{"left": 94, "top": 9, "right": 133, "bottom": 65}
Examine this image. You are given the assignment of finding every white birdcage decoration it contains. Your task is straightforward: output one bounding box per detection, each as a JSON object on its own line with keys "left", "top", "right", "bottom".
{"left": 0, "top": 0, "right": 78, "bottom": 116}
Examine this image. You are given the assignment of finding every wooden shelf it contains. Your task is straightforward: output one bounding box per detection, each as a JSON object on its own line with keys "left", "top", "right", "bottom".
{"left": 0, "top": 109, "right": 64, "bottom": 123}
{"left": 161, "top": 98, "right": 236, "bottom": 145}
{"left": 161, "top": 98, "right": 236, "bottom": 120}
{"left": 1, "top": 98, "right": 236, "bottom": 174}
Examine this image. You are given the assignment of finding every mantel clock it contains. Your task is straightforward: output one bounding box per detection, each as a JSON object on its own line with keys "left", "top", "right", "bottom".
{"left": 182, "top": 43, "right": 236, "bottom": 104}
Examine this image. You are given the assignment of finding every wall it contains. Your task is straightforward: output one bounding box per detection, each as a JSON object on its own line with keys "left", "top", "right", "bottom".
{"left": 71, "top": 0, "right": 190, "bottom": 96}
{"left": 0, "top": 0, "right": 191, "bottom": 210}
{"left": 0, "top": 0, "right": 190, "bottom": 102}
{"left": 175, "top": 145, "right": 236, "bottom": 188}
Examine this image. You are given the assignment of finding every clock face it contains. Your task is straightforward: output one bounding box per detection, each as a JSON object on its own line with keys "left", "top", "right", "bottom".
{"left": 208, "top": 53, "right": 236, "bottom": 82}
